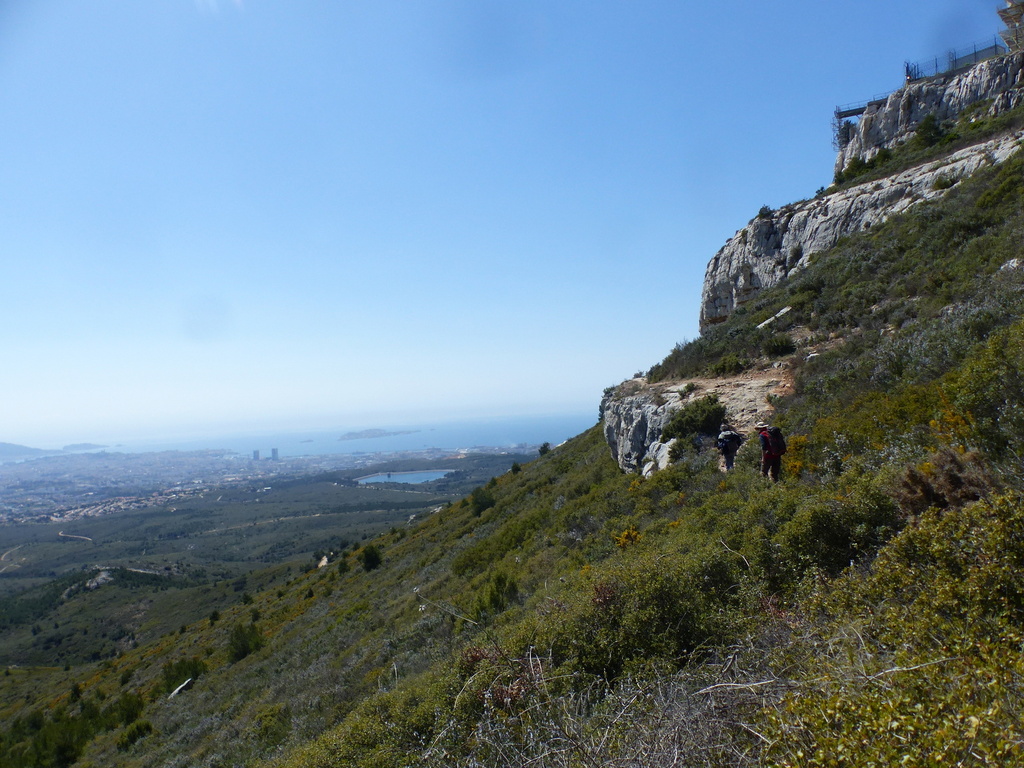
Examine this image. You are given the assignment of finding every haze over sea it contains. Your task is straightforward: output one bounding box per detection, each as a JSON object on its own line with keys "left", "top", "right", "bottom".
{"left": 108, "top": 412, "right": 597, "bottom": 460}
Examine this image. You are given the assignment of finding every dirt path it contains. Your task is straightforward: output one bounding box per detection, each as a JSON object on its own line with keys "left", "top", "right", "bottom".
{"left": 655, "top": 365, "right": 796, "bottom": 435}
{"left": 58, "top": 531, "right": 94, "bottom": 542}
{"left": 0, "top": 544, "right": 24, "bottom": 573}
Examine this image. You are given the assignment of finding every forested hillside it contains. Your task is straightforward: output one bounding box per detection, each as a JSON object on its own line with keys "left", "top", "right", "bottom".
{"left": 4, "top": 111, "right": 1024, "bottom": 768}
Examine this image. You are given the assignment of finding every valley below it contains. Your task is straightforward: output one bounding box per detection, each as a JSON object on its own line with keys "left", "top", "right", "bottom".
{"left": 0, "top": 449, "right": 532, "bottom": 668}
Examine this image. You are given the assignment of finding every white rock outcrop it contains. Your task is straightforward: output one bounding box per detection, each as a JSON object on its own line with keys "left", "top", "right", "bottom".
{"left": 836, "top": 52, "right": 1024, "bottom": 174}
{"left": 600, "top": 382, "right": 680, "bottom": 475}
{"left": 700, "top": 130, "right": 1024, "bottom": 329}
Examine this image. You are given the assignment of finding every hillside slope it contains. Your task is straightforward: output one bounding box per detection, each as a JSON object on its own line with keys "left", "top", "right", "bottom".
{"left": 4, "top": 76, "right": 1024, "bottom": 768}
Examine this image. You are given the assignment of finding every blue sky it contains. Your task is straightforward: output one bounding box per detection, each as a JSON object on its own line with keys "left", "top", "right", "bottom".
{"left": 0, "top": 1, "right": 1003, "bottom": 446}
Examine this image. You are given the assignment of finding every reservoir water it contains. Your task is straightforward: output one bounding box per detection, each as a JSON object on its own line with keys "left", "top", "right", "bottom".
{"left": 357, "top": 470, "right": 454, "bottom": 484}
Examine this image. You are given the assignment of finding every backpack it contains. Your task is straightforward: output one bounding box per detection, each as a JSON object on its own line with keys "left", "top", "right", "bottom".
{"left": 717, "top": 431, "right": 742, "bottom": 452}
{"left": 766, "top": 426, "right": 787, "bottom": 455}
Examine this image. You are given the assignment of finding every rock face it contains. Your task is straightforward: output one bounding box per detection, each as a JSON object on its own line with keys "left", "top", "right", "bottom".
{"left": 606, "top": 54, "right": 1024, "bottom": 472}
{"left": 836, "top": 52, "right": 1024, "bottom": 174}
{"left": 699, "top": 130, "right": 1024, "bottom": 329}
{"left": 700, "top": 52, "right": 1024, "bottom": 330}
{"left": 600, "top": 371, "right": 793, "bottom": 474}
{"left": 600, "top": 382, "right": 679, "bottom": 476}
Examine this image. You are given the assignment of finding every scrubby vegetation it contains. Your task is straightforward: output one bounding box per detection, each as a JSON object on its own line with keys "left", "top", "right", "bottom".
{"left": 650, "top": 142, "right": 1024, "bottom": 384}
{"left": 832, "top": 101, "right": 1024, "bottom": 187}
{"left": 3, "top": 99, "right": 1024, "bottom": 768}
{"left": 0, "top": 453, "right": 527, "bottom": 669}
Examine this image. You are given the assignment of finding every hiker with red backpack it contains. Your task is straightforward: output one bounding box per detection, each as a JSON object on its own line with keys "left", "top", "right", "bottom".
{"left": 755, "top": 421, "right": 786, "bottom": 482}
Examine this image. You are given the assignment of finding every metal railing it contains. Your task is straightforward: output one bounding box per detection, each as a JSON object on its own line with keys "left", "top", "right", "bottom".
{"left": 834, "top": 34, "right": 1012, "bottom": 149}
{"left": 834, "top": 92, "right": 897, "bottom": 120}
{"left": 905, "top": 36, "right": 1007, "bottom": 82}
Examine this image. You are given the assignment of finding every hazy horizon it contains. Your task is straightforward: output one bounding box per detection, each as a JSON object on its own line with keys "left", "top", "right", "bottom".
{"left": 7, "top": 407, "right": 598, "bottom": 454}
{"left": 0, "top": 1, "right": 1001, "bottom": 446}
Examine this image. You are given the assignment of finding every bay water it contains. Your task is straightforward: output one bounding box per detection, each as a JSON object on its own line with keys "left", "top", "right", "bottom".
{"left": 113, "top": 413, "right": 597, "bottom": 459}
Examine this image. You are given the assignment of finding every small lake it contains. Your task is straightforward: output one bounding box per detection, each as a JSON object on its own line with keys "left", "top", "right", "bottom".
{"left": 357, "top": 470, "right": 454, "bottom": 485}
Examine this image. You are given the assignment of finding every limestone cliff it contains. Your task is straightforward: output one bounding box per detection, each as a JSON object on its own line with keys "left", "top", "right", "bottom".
{"left": 699, "top": 130, "right": 1023, "bottom": 328}
{"left": 836, "top": 52, "right": 1024, "bottom": 175}
{"left": 605, "top": 53, "right": 1024, "bottom": 472}
{"left": 700, "top": 52, "right": 1024, "bottom": 330}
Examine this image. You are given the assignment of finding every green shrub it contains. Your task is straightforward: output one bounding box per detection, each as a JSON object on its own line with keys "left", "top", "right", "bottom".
{"left": 227, "top": 621, "right": 264, "bottom": 663}
{"left": 542, "top": 549, "right": 742, "bottom": 681}
{"left": 468, "top": 486, "right": 496, "bottom": 516}
{"left": 774, "top": 471, "right": 901, "bottom": 577}
{"left": 117, "top": 719, "right": 153, "bottom": 751}
{"left": 763, "top": 494, "right": 1024, "bottom": 765}
{"left": 470, "top": 570, "right": 519, "bottom": 622}
{"left": 762, "top": 333, "right": 796, "bottom": 357}
{"left": 662, "top": 395, "right": 727, "bottom": 444}
{"left": 947, "top": 319, "right": 1024, "bottom": 456}
{"left": 912, "top": 113, "right": 944, "bottom": 149}
{"left": 708, "top": 353, "right": 745, "bottom": 376}
{"left": 839, "top": 155, "right": 871, "bottom": 183}
{"left": 251, "top": 703, "right": 291, "bottom": 747}
{"left": 161, "top": 656, "right": 207, "bottom": 695}
{"left": 976, "top": 152, "right": 1024, "bottom": 209}
{"left": 359, "top": 544, "right": 383, "bottom": 571}
{"left": 107, "top": 691, "right": 144, "bottom": 726}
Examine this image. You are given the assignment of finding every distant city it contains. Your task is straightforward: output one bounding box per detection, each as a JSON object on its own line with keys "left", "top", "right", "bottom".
{"left": 0, "top": 442, "right": 528, "bottom": 526}
{"left": 0, "top": 414, "right": 596, "bottom": 525}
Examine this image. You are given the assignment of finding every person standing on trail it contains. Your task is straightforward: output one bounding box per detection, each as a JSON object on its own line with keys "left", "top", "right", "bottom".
{"left": 756, "top": 421, "right": 786, "bottom": 482}
{"left": 716, "top": 423, "right": 743, "bottom": 471}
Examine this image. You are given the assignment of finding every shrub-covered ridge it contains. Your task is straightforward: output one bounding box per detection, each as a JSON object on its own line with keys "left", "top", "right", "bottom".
{"left": 4, "top": 115, "right": 1024, "bottom": 768}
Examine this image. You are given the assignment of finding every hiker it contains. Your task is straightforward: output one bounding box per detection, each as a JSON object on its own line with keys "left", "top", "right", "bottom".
{"left": 716, "top": 423, "right": 743, "bottom": 471}
{"left": 755, "top": 421, "right": 786, "bottom": 482}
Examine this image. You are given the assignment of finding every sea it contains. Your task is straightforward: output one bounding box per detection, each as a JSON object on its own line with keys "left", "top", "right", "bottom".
{"left": 109, "top": 413, "right": 598, "bottom": 460}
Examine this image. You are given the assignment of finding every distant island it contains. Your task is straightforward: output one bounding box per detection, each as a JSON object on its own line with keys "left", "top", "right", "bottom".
{"left": 338, "top": 429, "right": 419, "bottom": 442}
{"left": 63, "top": 443, "right": 107, "bottom": 452}
{"left": 0, "top": 442, "right": 49, "bottom": 459}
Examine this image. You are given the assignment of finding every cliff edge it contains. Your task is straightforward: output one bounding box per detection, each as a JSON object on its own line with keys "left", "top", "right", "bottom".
{"left": 605, "top": 51, "right": 1024, "bottom": 473}
{"left": 700, "top": 51, "right": 1024, "bottom": 330}
{"left": 600, "top": 367, "right": 794, "bottom": 475}
{"left": 699, "top": 130, "right": 1023, "bottom": 329}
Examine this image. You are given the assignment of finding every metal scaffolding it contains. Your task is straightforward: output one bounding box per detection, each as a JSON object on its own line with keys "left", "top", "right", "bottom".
{"left": 999, "top": 0, "right": 1024, "bottom": 52}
